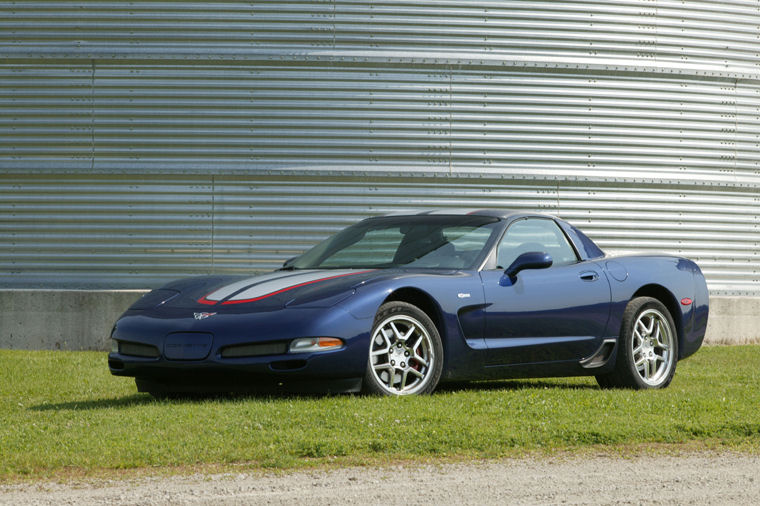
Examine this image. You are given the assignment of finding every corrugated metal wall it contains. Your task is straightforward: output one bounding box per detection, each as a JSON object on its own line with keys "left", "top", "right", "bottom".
{"left": 1, "top": 1, "right": 759, "bottom": 294}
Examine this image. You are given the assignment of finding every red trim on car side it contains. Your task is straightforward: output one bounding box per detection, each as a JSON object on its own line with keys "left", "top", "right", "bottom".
{"left": 220, "top": 270, "right": 374, "bottom": 305}
{"left": 197, "top": 296, "right": 218, "bottom": 305}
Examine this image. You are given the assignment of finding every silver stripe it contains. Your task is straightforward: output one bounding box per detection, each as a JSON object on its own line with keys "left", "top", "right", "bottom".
{"left": 203, "top": 270, "right": 317, "bottom": 302}
{"left": 227, "top": 270, "right": 358, "bottom": 301}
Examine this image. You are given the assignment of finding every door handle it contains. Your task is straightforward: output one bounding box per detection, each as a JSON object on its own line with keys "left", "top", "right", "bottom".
{"left": 579, "top": 271, "right": 599, "bottom": 282}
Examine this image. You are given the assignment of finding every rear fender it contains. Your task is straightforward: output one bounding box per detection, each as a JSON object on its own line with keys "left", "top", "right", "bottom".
{"left": 601, "top": 256, "right": 706, "bottom": 359}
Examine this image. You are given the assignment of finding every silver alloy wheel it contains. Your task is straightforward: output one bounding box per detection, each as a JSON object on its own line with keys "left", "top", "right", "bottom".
{"left": 631, "top": 308, "right": 675, "bottom": 386}
{"left": 369, "top": 314, "right": 435, "bottom": 395}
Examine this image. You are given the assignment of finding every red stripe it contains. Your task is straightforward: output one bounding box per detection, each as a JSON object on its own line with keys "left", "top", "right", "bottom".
{"left": 197, "top": 296, "right": 218, "bottom": 306}
{"left": 220, "top": 270, "right": 374, "bottom": 305}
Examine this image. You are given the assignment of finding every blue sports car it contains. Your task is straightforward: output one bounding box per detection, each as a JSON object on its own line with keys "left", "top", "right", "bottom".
{"left": 109, "top": 210, "right": 709, "bottom": 397}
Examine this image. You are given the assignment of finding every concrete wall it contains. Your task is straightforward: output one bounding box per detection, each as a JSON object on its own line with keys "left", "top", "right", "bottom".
{"left": 0, "top": 291, "right": 756, "bottom": 351}
{"left": 703, "top": 297, "right": 760, "bottom": 346}
{"left": 1, "top": 290, "right": 147, "bottom": 351}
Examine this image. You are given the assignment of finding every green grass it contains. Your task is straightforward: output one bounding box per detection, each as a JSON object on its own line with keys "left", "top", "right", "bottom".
{"left": 1, "top": 345, "right": 759, "bottom": 480}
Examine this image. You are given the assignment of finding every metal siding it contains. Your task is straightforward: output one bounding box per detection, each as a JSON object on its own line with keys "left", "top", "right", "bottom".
{"left": 0, "top": 1, "right": 758, "bottom": 294}
{"left": 1, "top": 1, "right": 759, "bottom": 76}
{"left": 3, "top": 173, "right": 757, "bottom": 294}
{"left": 0, "top": 64, "right": 93, "bottom": 170}
{"left": 88, "top": 64, "right": 455, "bottom": 172}
{"left": 0, "top": 175, "right": 213, "bottom": 287}
{"left": 558, "top": 184, "right": 760, "bottom": 295}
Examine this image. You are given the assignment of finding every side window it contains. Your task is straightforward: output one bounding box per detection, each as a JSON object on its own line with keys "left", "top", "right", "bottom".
{"left": 496, "top": 219, "right": 578, "bottom": 269}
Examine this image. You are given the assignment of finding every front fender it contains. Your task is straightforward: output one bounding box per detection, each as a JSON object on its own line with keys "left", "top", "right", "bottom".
{"left": 337, "top": 271, "right": 488, "bottom": 380}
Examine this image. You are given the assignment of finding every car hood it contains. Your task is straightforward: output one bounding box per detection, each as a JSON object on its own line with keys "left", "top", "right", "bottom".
{"left": 134, "top": 269, "right": 379, "bottom": 312}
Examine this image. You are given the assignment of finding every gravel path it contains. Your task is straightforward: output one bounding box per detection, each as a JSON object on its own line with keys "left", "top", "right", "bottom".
{"left": 2, "top": 452, "right": 759, "bottom": 505}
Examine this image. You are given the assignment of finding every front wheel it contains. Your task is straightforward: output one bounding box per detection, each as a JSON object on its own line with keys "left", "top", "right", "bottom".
{"left": 596, "top": 297, "right": 678, "bottom": 390}
{"left": 363, "top": 301, "right": 443, "bottom": 396}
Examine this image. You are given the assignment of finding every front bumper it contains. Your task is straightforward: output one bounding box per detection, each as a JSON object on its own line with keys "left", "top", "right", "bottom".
{"left": 109, "top": 305, "right": 371, "bottom": 392}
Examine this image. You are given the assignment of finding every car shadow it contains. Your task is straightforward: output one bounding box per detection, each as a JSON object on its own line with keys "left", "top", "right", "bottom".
{"left": 29, "top": 394, "right": 157, "bottom": 411}
{"left": 437, "top": 379, "right": 600, "bottom": 393}
{"left": 28, "top": 391, "right": 322, "bottom": 411}
{"left": 29, "top": 380, "right": 599, "bottom": 411}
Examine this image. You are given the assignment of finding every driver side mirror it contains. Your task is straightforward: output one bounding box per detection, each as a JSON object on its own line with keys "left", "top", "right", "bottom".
{"left": 501, "top": 251, "right": 553, "bottom": 286}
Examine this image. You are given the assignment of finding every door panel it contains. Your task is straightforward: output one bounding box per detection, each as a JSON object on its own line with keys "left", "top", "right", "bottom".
{"left": 480, "top": 262, "right": 611, "bottom": 365}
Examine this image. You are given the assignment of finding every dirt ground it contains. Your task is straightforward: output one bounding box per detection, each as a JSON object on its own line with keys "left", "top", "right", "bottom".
{"left": 2, "top": 452, "right": 759, "bottom": 505}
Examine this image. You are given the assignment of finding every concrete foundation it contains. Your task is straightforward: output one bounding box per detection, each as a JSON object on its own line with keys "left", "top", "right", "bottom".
{"left": 0, "top": 289, "right": 147, "bottom": 351}
{"left": 703, "top": 296, "right": 760, "bottom": 345}
{"left": 0, "top": 291, "right": 757, "bottom": 351}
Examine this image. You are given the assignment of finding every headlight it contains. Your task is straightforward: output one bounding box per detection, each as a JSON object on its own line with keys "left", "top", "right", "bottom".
{"left": 289, "top": 337, "right": 343, "bottom": 353}
{"left": 111, "top": 339, "right": 119, "bottom": 353}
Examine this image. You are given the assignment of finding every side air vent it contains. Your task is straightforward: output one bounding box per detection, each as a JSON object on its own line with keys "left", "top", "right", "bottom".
{"left": 580, "top": 339, "right": 616, "bottom": 369}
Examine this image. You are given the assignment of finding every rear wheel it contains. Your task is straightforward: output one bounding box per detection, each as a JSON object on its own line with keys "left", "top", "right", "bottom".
{"left": 363, "top": 301, "right": 443, "bottom": 396}
{"left": 596, "top": 297, "right": 678, "bottom": 389}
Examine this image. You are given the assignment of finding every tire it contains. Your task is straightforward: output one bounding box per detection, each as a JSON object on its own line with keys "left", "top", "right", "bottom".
{"left": 596, "top": 297, "right": 678, "bottom": 390}
{"left": 362, "top": 301, "right": 444, "bottom": 396}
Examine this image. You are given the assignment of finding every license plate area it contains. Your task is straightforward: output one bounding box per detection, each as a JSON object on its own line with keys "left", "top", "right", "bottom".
{"left": 164, "top": 332, "right": 213, "bottom": 360}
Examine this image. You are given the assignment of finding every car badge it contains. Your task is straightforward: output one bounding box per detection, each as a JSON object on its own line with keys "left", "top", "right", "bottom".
{"left": 193, "top": 312, "right": 217, "bottom": 320}
{"left": 457, "top": 293, "right": 471, "bottom": 299}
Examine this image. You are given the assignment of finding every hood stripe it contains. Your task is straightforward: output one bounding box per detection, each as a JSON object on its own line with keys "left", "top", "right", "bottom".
{"left": 200, "top": 270, "right": 318, "bottom": 303}
{"left": 226, "top": 270, "right": 354, "bottom": 302}
{"left": 219, "top": 270, "right": 373, "bottom": 305}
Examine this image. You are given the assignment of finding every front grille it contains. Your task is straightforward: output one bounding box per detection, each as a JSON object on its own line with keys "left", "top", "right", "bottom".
{"left": 221, "top": 342, "right": 287, "bottom": 358}
{"left": 119, "top": 341, "right": 160, "bottom": 358}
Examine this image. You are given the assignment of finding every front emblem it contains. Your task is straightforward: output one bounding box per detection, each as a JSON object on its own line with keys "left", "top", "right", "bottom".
{"left": 193, "top": 312, "right": 217, "bottom": 320}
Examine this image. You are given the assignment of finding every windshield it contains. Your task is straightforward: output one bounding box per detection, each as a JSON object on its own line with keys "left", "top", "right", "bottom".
{"left": 289, "top": 215, "right": 501, "bottom": 270}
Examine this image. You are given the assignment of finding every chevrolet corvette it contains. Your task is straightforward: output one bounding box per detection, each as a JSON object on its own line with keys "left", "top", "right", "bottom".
{"left": 108, "top": 210, "right": 709, "bottom": 396}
